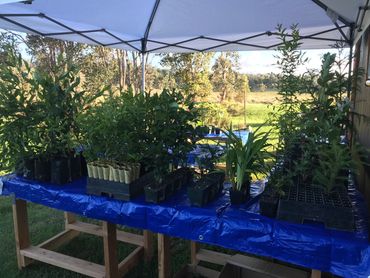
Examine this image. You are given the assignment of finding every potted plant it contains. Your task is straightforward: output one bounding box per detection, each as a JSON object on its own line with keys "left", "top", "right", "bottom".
{"left": 188, "top": 144, "right": 224, "bottom": 206}
{"left": 144, "top": 166, "right": 169, "bottom": 203}
{"left": 224, "top": 126, "right": 271, "bottom": 205}
{"left": 35, "top": 63, "right": 104, "bottom": 185}
{"left": 259, "top": 165, "right": 286, "bottom": 218}
{"left": 0, "top": 48, "right": 44, "bottom": 178}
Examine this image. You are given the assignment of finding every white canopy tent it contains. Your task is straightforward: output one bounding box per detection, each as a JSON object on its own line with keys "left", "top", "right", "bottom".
{"left": 0, "top": 0, "right": 369, "bottom": 90}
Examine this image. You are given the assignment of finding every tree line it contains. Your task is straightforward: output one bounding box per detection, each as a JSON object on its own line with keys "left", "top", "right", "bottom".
{"left": 0, "top": 32, "right": 279, "bottom": 101}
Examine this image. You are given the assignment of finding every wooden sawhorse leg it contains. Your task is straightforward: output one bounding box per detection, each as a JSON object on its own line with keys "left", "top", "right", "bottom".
{"left": 144, "top": 230, "right": 154, "bottom": 262}
{"left": 12, "top": 201, "right": 146, "bottom": 278}
{"left": 158, "top": 233, "right": 171, "bottom": 278}
{"left": 12, "top": 199, "right": 31, "bottom": 269}
{"left": 103, "top": 221, "right": 119, "bottom": 278}
{"left": 190, "top": 241, "right": 199, "bottom": 266}
{"left": 311, "top": 269, "right": 321, "bottom": 278}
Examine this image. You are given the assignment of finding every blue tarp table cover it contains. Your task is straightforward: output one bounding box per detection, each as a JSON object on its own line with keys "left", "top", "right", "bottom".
{"left": 204, "top": 129, "right": 249, "bottom": 144}
{"left": 1, "top": 175, "right": 369, "bottom": 278}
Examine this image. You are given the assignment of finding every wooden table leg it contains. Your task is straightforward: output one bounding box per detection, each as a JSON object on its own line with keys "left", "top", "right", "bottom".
{"left": 158, "top": 233, "right": 171, "bottom": 278}
{"left": 143, "top": 230, "right": 153, "bottom": 262}
{"left": 64, "top": 212, "right": 76, "bottom": 228}
{"left": 102, "top": 221, "right": 119, "bottom": 278}
{"left": 12, "top": 199, "right": 31, "bottom": 269}
{"left": 311, "top": 269, "right": 321, "bottom": 278}
{"left": 190, "top": 241, "right": 199, "bottom": 266}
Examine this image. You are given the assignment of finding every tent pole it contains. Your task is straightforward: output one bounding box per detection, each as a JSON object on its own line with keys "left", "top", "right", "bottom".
{"left": 141, "top": 52, "right": 146, "bottom": 93}
{"left": 347, "top": 25, "right": 354, "bottom": 147}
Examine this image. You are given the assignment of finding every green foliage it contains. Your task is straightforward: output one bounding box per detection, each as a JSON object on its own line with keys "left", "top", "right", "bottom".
{"left": 160, "top": 53, "right": 213, "bottom": 98}
{"left": 36, "top": 64, "right": 104, "bottom": 157}
{"left": 0, "top": 47, "right": 41, "bottom": 170}
{"left": 0, "top": 48, "right": 102, "bottom": 171}
{"left": 211, "top": 52, "right": 240, "bottom": 101}
{"left": 270, "top": 24, "right": 308, "bottom": 159}
{"left": 197, "top": 102, "right": 231, "bottom": 128}
{"left": 224, "top": 125, "right": 271, "bottom": 191}
{"left": 270, "top": 25, "right": 364, "bottom": 194}
{"left": 79, "top": 89, "right": 198, "bottom": 180}
{"left": 195, "top": 144, "right": 222, "bottom": 176}
{"left": 313, "top": 142, "right": 352, "bottom": 193}
{"left": 247, "top": 73, "right": 279, "bottom": 92}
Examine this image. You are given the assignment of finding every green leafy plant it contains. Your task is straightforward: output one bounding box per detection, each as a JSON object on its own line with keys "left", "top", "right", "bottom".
{"left": 313, "top": 142, "right": 352, "bottom": 193}
{"left": 0, "top": 49, "right": 104, "bottom": 173}
{"left": 79, "top": 89, "right": 198, "bottom": 182}
{"left": 36, "top": 64, "right": 104, "bottom": 158}
{"left": 0, "top": 48, "right": 42, "bottom": 171}
{"left": 224, "top": 126, "right": 271, "bottom": 191}
{"left": 195, "top": 144, "right": 222, "bottom": 176}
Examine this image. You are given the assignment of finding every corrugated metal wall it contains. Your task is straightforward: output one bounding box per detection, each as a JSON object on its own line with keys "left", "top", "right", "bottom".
{"left": 353, "top": 28, "right": 370, "bottom": 209}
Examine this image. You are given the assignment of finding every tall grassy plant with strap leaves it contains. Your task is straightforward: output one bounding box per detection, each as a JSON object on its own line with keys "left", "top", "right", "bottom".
{"left": 225, "top": 126, "right": 271, "bottom": 191}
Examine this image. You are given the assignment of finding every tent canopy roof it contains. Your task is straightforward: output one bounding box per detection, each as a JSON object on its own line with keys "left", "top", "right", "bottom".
{"left": 0, "top": 0, "right": 368, "bottom": 53}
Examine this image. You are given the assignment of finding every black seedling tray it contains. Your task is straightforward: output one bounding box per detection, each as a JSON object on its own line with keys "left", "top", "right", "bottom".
{"left": 277, "top": 184, "right": 354, "bottom": 231}
{"left": 188, "top": 171, "right": 225, "bottom": 207}
{"left": 259, "top": 186, "right": 279, "bottom": 218}
{"left": 144, "top": 168, "right": 194, "bottom": 204}
{"left": 87, "top": 171, "right": 153, "bottom": 201}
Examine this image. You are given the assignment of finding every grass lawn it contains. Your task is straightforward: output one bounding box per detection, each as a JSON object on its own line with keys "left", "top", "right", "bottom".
{"left": 0, "top": 91, "right": 281, "bottom": 277}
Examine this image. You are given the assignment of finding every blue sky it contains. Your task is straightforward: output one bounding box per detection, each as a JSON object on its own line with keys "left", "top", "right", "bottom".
{"left": 148, "top": 48, "right": 343, "bottom": 74}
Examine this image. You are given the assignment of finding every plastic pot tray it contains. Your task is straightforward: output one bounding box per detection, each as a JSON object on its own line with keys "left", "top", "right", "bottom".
{"left": 144, "top": 168, "right": 193, "bottom": 204}
{"left": 188, "top": 171, "right": 225, "bottom": 207}
{"left": 87, "top": 171, "right": 154, "bottom": 201}
{"left": 277, "top": 184, "right": 354, "bottom": 231}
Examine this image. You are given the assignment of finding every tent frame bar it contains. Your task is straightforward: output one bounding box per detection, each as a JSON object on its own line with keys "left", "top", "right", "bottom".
{"left": 356, "top": 0, "right": 370, "bottom": 31}
{"left": 142, "top": 0, "right": 161, "bottom": 53}
{"left": 311, "top": 0, "right": 352, "bottom": 26}
{"left": 0, "top": 12, "right": 352, "bottom": 53}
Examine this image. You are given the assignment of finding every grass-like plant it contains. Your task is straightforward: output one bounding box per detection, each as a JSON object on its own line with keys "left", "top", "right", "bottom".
{"left": 224, "top": 126, "right": 271, "bottom": 191}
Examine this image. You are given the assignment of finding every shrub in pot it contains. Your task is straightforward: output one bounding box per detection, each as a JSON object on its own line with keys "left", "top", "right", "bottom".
{"left": 187, "top": 143, "right": 224, "bottom": 206}
{"left": 260, "top": 165, "right": 287, "bottom": 218}
{"left": 34, "top": 154, "right": 51, "bottom": 182}
{"left": 0, "top": 48, "right": 44, "bottom": 177}
{"left": 144, "top": 167, "right": 169, "bottom": 203}
{"left": 224, "top": 126, "right": 271, "bottom": 205}
{"left": 36, "top": 64, "right": 103, "bottom": 184}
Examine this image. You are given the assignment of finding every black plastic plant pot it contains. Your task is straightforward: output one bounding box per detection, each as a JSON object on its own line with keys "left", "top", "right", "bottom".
{"left": 229, "top": 189, "right": 247, "bottom": 205}
{"left": 144, "top": 184, "right": 166, "bottom": 203}
{"left": 50, "top": 157, "right": 70, "bottom": 185}
{"left": 173, "top": 177, "right": 182, "bottom": 191}
{"left": 260, "top": 194, "right": 279, "bottom": 218}
{"left": 16, "top": 158, "right": 35, "bottom": 180}
{"left": 69, "top": 154, "right": 82, "bottom": 180}
{"left": 34, "top": 157, "right": 51, "bottom": 182}
{"left": 80, "top": 154, "right": 88, "bottom": 177}
{"left": 188, "top": 183, "right": 210, "bottom": 207}
{"left": 177, "top": 167, "right": 193, "bottom": 186}
{"left": 165, "top": 180, "right": 175, "bottom": 197}
{"left": 206, "top": 171, "right": 226, "bottom": 193}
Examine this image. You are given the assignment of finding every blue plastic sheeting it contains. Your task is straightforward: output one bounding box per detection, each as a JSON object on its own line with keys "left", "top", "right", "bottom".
{"left": 1, "top": 175, "right": 370, "bottom": 278}
{"left": 205, "top": 129, "right": 250, "bottom": 144}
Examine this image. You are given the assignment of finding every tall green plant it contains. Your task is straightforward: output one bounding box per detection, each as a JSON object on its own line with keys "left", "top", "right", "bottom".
{"left": 224, "top": 126, "right": 271, "bottom": 191}
{"left": 0, "top": 48, "right": 42, "bottom": 171}
{"left": 270, "top": 24, "right": 308, "bottom": 160}
{"left": 0, "top": 49, "right": 104, "bottom": 172}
